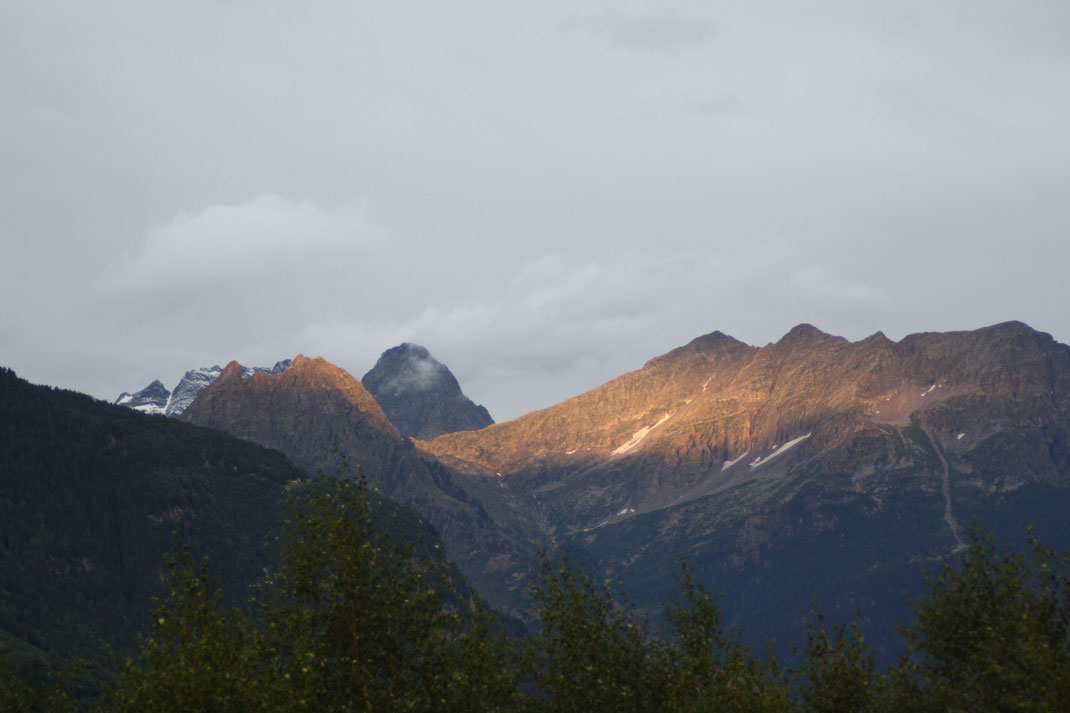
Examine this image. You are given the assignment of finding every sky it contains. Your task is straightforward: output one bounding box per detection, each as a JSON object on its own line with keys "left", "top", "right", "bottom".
{"left": 2, "top": 1, "right": 1069, "bottom": 421}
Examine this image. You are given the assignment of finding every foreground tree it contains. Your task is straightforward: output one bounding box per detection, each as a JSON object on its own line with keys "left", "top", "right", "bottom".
{"left": 0, "top": 662, "right": 72, "bottom": 713}
{"left": 20, "top": 477, "right": 1070, "bottom": 712}
{"left": 794, "top": 610, "right": 876, "bottom": 713}
{"left": 666, "top": 567, "right": 790, "bottom": 713}
{"left": 884, "top": 532, "right": 1070, "bottom": 712}
{"left": 107, "top": 477, "right": 518, "bottom": 713}
{"left": 525, "top": 558, "right": 674, "bottom": 713}
{"left": 106, "top": 551, "right": 262, "bottom": 712}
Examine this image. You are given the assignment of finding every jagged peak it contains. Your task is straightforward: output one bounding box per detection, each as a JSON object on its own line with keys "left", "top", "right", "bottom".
{"left": 775, "top": 323, "right": 846, "bottom": 349}
{"left": 364, "top": 343, "right": 453, "bottom": 394}
{"left": 184, "top": 354, "right": 396, "bottom": 434}
{"left": 363, "top": 344, "right": 492, "bottom": 439}
{"left": 219, "top": 360, "right": 244, "bottom": 380}
{"left": 975, "top": 320, "right": 1050, "bottom": 341}
{"left": 784, "top": 323, "right": 826, "bottom": 338}
{"left": 689, "top": 330, "right": 750, "bottom": 351}
{"left": 281, "top": 355, "right": 343, "bottom": 383}
{"left": 394, "top": 342, "right": 433, "bottom": 359}
{"left": 857, "top": 330, "right": 895, "bottom": 349}
{"left": 645, "top": 330, "right": 753, "bottom": 368}
{"left": 986, "top": 319, "right": 1032, "bottom": 331}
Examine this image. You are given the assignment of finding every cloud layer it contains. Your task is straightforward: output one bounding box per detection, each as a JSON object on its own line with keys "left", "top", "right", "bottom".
{"left": 2, "top": 1, "right": 1068, "bottom": 420}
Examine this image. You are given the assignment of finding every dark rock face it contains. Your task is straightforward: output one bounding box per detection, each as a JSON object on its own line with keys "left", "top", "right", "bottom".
{"left": 362, "top": 344, "right": 493, "bottom": 440}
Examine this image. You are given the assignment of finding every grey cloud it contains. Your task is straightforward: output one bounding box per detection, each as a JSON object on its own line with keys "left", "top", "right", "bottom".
{"left": 678, "top": 93, "right": 746, "bottom": 118}
{"left": 101, "top": 195, "right": 382, "bottom": 293}
{"left": 561, "top": 9, "right": 716, "bottom": 54}
{"left": 2, "top": 1, "right": 1068, "bottom": 422}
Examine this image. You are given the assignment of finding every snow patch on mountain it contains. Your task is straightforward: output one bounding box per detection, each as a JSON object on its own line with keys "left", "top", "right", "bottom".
{"left": 721, "top": 451, "right": 750, "bottom": 471}
{"left": 114, "top": 380, "right": 171, "bottom": 416}
{"left": 749, "top": 433, "right": 811, "bottom": 469}
{"left": 612, "top": 413, "right": 671, "bottom": 456}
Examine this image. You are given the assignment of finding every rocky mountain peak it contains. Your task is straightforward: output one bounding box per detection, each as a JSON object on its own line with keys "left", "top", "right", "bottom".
{"left": 182, "top": 355, "right": 400, "bottom": 470}
{"left": 362, "top": 344, "right": 493, "bottom": 441}
{"left": 365, "top": 344, "right": 452, "bottom": 393}
{"left": 218, "top": 360, "right": 244, "bottom": 381}
{"left": 774, "top": 323, "right": 847, "bottom": 351}
{"left": 114, "top": 379, "right": 170, "bottom": 415}
{"left": 644, "top": 330, "right": 753, "bottom": 369}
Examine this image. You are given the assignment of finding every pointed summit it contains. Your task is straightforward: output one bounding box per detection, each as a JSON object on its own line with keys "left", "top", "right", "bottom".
{"left": 218, "top": 360, "right": 243, "bottom": 381}
{"left": 774, "top": 323, "right": 847, "bottom": 351}
{"left": 362, "top": 344, "right": 493, "bottom": 440}
{"left": 182, "top": 354, "right": 400, "bottom": 473}
{"left": 114, "top": 379, "right": 170, "bottom": 415}
{"left": 646, "top": 329, "right": 753, "bottom": 368}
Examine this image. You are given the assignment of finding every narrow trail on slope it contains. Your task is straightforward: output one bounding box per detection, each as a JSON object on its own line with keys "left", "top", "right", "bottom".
{"left": 922, "top": 426, "right": 967, "bottom": 553}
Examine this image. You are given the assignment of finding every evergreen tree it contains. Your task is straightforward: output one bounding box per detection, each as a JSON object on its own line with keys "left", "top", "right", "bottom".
{"left": 665, "top": 567, "right": 789, "bottom": 713}
{"left": 525, "top": 558, "right": 673, "bottom": 713}
{"left": 886, "top": 531, "right": 1070, "bottom": 712}
{"left": 794, "top": 609, "right": 876, "bottom": 713}
{"left": 106, "top": 550, "right": 263, "bottom": 712}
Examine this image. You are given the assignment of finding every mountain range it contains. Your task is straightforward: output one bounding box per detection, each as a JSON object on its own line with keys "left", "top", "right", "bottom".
{"left": 176, "top": 321, "right": 1070, "bottom": 657}
{"left": 425, "top": 321, "right": 1070, "bottom": 650}
{"left": 116, "top": 345, "right": 492, "bottom": 441}
{"left": 8, "top": 320, "right": 1070, "bottom": 668}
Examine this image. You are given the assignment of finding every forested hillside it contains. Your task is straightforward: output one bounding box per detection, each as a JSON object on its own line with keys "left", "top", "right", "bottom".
{"left": 0, "top": 366, "right": 303, "bottom": 669}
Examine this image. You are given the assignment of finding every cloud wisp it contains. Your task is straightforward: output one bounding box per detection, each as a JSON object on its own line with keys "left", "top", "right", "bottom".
{"left": 102, "top": 195, "right": 381, "bottom": 293}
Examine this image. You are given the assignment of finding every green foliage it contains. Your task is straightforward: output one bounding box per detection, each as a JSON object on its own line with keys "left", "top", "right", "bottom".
{"left": 106, "top": 551, "right": 261, "bottom": 712}
{"left": 525, "top": 557, "right": 674, "bottom": 713}
{"left": 886, "top": 531, "right": 1070, "bottom": 712}
{"left": 0, "top": 367, "right": 299, "bottom": 664}
{"left": 794, "top": 610, "right": 876, "bottom": 713}
{"left": 261, "top": 477, "right": 458, "bottom": 712}
{"left": 104, "top": 477, "right": 519, "bottom": 713}
{"left": 1, "top": 661, "right": 63, "bottom": 713}
{"left": 665, "top": 566, "right": 790, "bottom": 713}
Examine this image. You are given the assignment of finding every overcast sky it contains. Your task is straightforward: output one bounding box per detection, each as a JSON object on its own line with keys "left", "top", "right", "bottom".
{"left": 2, "top": 1, "right": 1069, "bottom": 421}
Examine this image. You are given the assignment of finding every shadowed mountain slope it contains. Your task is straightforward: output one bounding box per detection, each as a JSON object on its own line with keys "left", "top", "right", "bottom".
{"left": 181, "top": 355, "right": 536, "bottom": 612}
